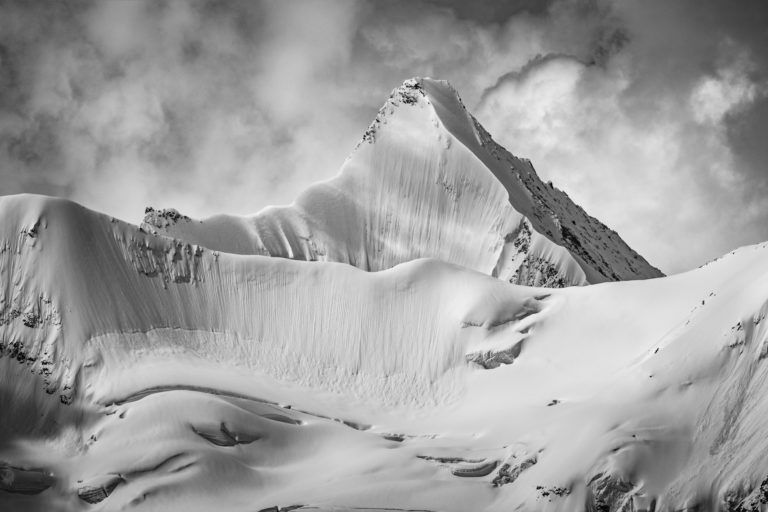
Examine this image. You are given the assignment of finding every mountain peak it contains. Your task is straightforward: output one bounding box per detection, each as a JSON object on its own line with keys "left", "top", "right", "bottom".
{"left": 144, "top": 78, "right": 662, "bottom": 286}
{"left": 8, "top": 76, "right": 762, "bottom": 512}
{"left": 394, "top": 77, "right": 460, "bottom": 102}
{"left": 358, "top": 77, "right": 441, "bottom": 145}
{"left": 356, "top": 77, "right": 480, "bottom": 147}
{"left": 369, "top": 76, "right": 664, "bottom": 283}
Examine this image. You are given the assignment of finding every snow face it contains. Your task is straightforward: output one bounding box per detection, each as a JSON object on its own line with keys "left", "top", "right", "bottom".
{"left": 1, "top": 192, "right": 768, "bottom": 512}
{"left": 144, "top": 78, "right": 662, "bottom": 287}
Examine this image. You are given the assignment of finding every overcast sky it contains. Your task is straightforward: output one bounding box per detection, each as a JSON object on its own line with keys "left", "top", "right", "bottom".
{"left": 1, "top": 0, "right": 767, "bottom": 274}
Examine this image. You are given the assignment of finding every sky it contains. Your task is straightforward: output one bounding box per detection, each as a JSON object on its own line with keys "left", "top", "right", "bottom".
{"left": 0, "top": 0, "right": 767, "bottom": 274}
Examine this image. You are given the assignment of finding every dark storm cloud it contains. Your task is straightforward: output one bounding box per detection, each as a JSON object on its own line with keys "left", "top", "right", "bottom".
{"left": 728, "top": 99, "right": 768, "bottom": 182}
{"left": 0, "top": 0, "right": 766, "bottom": 273}
{"left": 425, "top": 0, "right": 556, "bottom": 23}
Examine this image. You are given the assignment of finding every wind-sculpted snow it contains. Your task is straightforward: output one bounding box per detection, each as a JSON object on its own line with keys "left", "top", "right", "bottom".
{"left": 144, "top": 78, "right": 661, "bottom": 287}
{"left": 0, "top": 194, "right": 541, "bottom": 410}
{"left": 2, "top": 193, "right": 768, "bottom": 511}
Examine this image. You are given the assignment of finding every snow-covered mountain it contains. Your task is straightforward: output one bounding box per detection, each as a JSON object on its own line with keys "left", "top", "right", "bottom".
{"left": 2, "top": 81, "right": 766, "bottom": 512}
{"left": 143, "top": 78, "right": 662, "bottom": 287}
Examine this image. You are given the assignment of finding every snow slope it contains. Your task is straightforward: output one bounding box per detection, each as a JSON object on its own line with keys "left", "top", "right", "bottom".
{"left": 144, "top": 78, "right": 662, "bottom": 287}
{"left": 1, "top": 194, "right": 767, "bottom": 512}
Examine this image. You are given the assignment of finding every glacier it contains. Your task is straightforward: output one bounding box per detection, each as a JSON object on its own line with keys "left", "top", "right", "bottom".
{"left": 0, "top": 79, "right": 766, "bottom": 512}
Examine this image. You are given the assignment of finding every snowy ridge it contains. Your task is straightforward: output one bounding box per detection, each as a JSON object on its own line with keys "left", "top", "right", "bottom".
{"left": 144, "top": 78, "right": 662, "bottom": 287}
{"left": 2, "top": 193, "right": 768, "bottom": 511}
{"left": 0, "top": 195, "right": 532, "bottom": 409}
{"left": 5, "top": 81, "right": 768, "bottom": 512}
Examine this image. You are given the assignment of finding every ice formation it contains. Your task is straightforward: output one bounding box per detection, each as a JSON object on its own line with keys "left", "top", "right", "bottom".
{"left": 1, "top": 79, "right": 766, "bottom": 512}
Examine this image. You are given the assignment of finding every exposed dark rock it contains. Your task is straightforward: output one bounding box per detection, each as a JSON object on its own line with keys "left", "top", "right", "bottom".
{"left": 722, "top": 475, "right": 768, "bottom": 511}
{"left": 359, "top": 79, "right": 426, "bottom": 146}
{"left": 20, "top": 220, "right": 40, "bottom": 239}
{"left": 537, "top": 484, "right": 571, "bottom": 499}
{"left": 585, "top": 472, "right": 636, "bottom": 512}
{"left": 395, "top": 78, "right": 425, "bottom": 105}
{"left": 466, "top": 341, "right": 523, "bottom": 369}
{"left": 513, "top": 221, "right": 532, "bottom": 254}
{"left": 21, "top": 311, "right": 41, "bottom": 328}
{"left": 143, "top": 207, "right": 191, "bottom": 230}
{"left": 511, "top": 255, "right": 568, "bottom": 288}
{"left": 492, "top": 455, "right": 537, "bottom": 487}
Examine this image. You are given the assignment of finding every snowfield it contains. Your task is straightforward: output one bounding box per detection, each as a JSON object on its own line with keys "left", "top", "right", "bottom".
{"left": 1, "top": 79, "right": 767, "bottom": 512}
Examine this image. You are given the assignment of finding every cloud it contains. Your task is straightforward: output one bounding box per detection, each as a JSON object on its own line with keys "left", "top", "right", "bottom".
{"left": 0, "top": 0, "right": 767, "bottom": 274}
{"left": 0, "top": 0, "right": 371, "bottom": 221}
{"left": 475, "top": 0, "right": 768, "bottom": 273}
{"left": 0, "top": 0, "right": 569, "bottom": 222}
{"left": 691, "top": 60, "right": 760, "bottom": 125}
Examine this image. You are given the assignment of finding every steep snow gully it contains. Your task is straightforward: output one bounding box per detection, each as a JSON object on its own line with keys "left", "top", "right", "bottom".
{"left": 1, "top": 78, "right": 767, "bottom": 512}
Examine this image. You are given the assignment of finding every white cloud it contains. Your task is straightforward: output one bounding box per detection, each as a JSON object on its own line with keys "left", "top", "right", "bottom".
{"left": 476, "top": 37, "right": 768, "bottom": 273}
{"left": 690, "top": 56, "right": 763, "bottom": 125}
